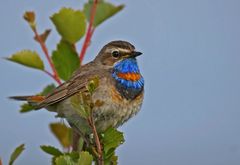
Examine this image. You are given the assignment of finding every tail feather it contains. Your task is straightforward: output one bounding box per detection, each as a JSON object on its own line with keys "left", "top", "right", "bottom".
{"left": 9, "top": 96, "right": 33, "bottom": 101}
{"left": 9, "top": 95, "right": 45, "bottom": 103}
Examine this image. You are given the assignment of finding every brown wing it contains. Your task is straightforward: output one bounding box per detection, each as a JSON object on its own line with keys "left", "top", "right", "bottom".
{"left": 36, "top": 62, "right": 105, "bottom": 109}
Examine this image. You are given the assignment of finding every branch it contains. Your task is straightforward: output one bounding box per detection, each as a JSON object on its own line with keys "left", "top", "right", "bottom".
{"left": 43, "top": 70, "right": 60, "bottom": 84}
{"left": 88, "top": 115, "right": 103, "bottom": 165}
{"left": 32, "top": 28, "right": 62, "bottom": 85}
{"left": 79, "top": 0, "right": 98, "bottom": 63}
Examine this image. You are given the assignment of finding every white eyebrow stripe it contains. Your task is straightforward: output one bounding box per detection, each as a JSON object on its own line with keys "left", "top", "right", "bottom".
{"left": 118, "top": 48, "right": 132, "bottom": 53}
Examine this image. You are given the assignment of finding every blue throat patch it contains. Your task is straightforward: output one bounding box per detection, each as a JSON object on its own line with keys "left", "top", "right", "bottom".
{"left": 112, "top": 58, "right": 144, "bottom": 89}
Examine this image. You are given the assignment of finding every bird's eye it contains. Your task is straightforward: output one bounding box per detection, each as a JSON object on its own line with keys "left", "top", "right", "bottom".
{"left": 112, "top": 51, "right": 120, "bottom": 58}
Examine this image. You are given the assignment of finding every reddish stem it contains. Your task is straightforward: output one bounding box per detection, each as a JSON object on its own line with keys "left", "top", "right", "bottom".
{"left": 79, "top": 0, "right": 98, "bottom": 63}
{"left": 43, "top": 70, "right": 60, "bottom": 83}
{"left": 33, "top": 28, "right": 62, "bottom": 85}
{"left": 88, "top": 116, "right": 103, "bottom": 165}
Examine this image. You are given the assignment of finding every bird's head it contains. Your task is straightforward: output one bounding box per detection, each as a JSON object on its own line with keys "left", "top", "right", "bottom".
{"left": 94, "top": 40, "right": 142, "bottom": 67}
{"left": 95, "top": 40, "right": 144, "bottom": 90}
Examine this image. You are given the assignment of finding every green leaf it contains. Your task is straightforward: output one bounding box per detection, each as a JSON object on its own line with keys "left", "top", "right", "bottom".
{"left": 19, "top": 103, "right": 35, "bottom": 113}
{"left": 6, "top": 50, "right": 44, "bottom": 70}
{"left": 83, "top": 1, "right": 124, "bottom": 27}
{"left": 105, "top": 153, "right": 118, "bottom": 165}
{"left": 40, "top": 145, "right": 63, "bottom": 157}
{"left": 68, "top": 151, "right": 80, "bottom": 162}
{"left": 52, "top": 40, "right": 80, "bottom": 81}
{"left": 49, "top": 122, "right": 72, "bottom": 148}
{"left": 40, "top": 84, "right": 56, "bottom": 95}
{"left": 55, "top": 155, "right": 74, "bottom": 165}
{"left": 70, "top": 93, "right": 91, "bottom": 119}
{"left": 51, "top": 8, "right": 86, "bottom": 44}
{"left": 54, "top": 153, "right": 92, "bottom": 165}
{"left": 71, "top": 77, "right": 99, "bottom": 119}
{"left": 86, "top": 76, "right": 99, "bottom": 94}
{"left": 102, "top": 128, "right": 124, "bottom": 158}
{"left": 78, "top": 151, "right": 93, "bottom": 165}
{"left": 9, "top": 144, "right": 25, "bottom": 165}
{"left": 77, "top": 138, "right": 85, "bottom": 152}
{"left": 52, "top": 152, "right": 79, "bottom": 165}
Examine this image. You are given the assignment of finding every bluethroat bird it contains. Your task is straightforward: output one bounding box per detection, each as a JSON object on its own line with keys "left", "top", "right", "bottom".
{"left": 11, "top": 40, "right": 144, "bottom": 135}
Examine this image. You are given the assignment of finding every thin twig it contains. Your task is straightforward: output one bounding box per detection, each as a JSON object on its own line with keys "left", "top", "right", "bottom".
{"left": 43, "top": 70, "right": 57, "bottom": 81}
{"left": 32, "top": 28, "right": 62, "bottom": 85}
{"left": 88, "top": 116, "right": 103, "bottom": 165}
{"left": 79, "top": 0, "right": 98, "bottom": 63}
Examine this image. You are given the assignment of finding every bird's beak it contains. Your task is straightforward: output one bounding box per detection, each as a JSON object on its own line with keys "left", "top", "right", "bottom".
{"left": 131, "top": 51, "right": 142, "bottom": 58}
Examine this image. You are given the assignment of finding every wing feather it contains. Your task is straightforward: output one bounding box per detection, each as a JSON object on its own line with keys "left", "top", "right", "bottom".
{"left": 36, "top": 62, "right": 107, "bottom": 109}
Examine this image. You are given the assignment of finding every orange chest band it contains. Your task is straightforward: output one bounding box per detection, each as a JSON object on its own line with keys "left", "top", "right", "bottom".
{"left": 117, "top": 72, "right": 141, "bottom": 81}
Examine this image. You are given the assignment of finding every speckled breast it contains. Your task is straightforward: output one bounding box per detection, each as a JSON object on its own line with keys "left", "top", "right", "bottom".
{"left": 91, "top": 76, "right": 144, "bottom": 132}
{"left": 92, "top": 58, "right": 144, "bottom": 131}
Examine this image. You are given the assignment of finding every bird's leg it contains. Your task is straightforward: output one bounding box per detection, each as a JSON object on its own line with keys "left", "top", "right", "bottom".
{"left": 72, "top": 128, "right": 81, "bottom": 151}
{"left": 70, "top": 125, "right": 90, "bottom": 151}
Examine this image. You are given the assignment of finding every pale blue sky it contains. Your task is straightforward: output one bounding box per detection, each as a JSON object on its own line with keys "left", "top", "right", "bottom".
{"left": 1, "top": 0, "right": 240, "bottom": 165}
